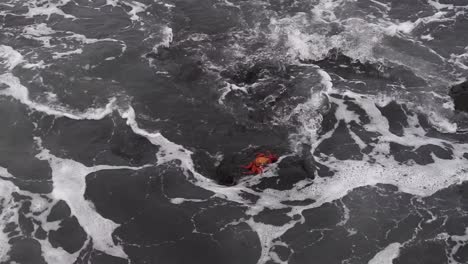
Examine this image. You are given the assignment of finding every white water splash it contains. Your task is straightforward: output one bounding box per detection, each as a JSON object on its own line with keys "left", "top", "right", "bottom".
{"left": 0, "top": 45, "right": 24, "bottom": 70}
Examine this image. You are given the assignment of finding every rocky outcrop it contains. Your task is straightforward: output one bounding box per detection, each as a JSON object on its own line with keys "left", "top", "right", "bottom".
{"left": 215, "top": 146, "right": 287, "bottom": 186}
{"left": 449, "top": 80, "right": 468, "bottom": 112}
{"left": 215, "top": 144, "right": 319, "bottom": 186}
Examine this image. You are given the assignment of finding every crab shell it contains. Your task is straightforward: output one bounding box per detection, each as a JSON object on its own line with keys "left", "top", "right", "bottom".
{"left": 254, "top": 156, "right": 273, "bottom": 167}
{"left": 242, "top": 152, "right": 279, "bottom": 175}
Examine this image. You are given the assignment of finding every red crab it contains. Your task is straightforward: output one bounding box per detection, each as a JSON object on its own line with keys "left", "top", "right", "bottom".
{"left": 242, "top": 151, "right": 279, "bottom": 175}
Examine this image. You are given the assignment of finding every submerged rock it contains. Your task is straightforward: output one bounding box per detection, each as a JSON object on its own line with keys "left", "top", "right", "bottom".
{"left": 450, "top": 80, "right": 468, "bottom": 112}
{"left": 221, "top": 60, "right": 290, "bottom": 86}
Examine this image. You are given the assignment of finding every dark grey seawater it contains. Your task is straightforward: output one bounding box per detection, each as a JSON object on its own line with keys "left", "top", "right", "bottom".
{"left": 1, "top": 0, "right": 468, "bottom": 263}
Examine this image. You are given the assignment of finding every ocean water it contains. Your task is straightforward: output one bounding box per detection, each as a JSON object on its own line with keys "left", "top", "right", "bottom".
{"left": 1, "top": 0, "right": 468, "bottom": 263}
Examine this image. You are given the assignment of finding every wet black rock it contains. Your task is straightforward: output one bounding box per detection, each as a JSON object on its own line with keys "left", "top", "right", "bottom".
{"left": 377, "top": 101, "right": 409, "bottom": 137}
{"left": 84, "top": 168, "right": 159, "bottom": 224}
{"left": 318, "top": 103, "right": 338, "bottom": 136}
{"left": 7, "top": 237, "right": 47, "bottom": 264}
{"left": 34, "top": 226, "right": 47, "bottom": 240}
{"left": 75, "top": 240, "right": 129, "bottom": 264}
{"left": 315, "top": 120, "right": 363, "bottom": 160}
{"left": 449, "top": 80, "right": 468, "bottom": 112}
{"left": 390, "top": 142, "right": 453, "bottom": 165}
{"left": 38, "top": 114, "right": 159, "bottom": 167}
{"left": 177, "top": 61, "right": 204, "bottom": 82}
{"left": 394, "top": 242, "right": 448, "bottom": 264}
{"left": 193, "top": 203, "right": 246, "bottom": 234}
{"left": 18, "top": 213, "right": 34, "bottom": 236}
{"left": 252, "top": 146, "right": 316, "bottom": 191}
{"left": 278, "top": 155, "right": 314, "bottom": 178}
{"left": 253, "top": 208, "right": 293, "bottom": 226}
{"left": 221, "top": 61, "right": 290, "bottom": 86}
{"left": 271, "top": 245, "right": 292, "bottom": 262}
{"left": 0, "top": 99, "right": 53, "bottom": 194}
{"left": 48, "top": 216, "right": 87, "bottom": 253}
{"left": 312, "top": 49, "right": 427, "bottom": 87}
{"left": 281, "top": 198, "right": 316, "bottom": 206}
{"left": 47, "top": 200, "right": 71, "bottom": 222}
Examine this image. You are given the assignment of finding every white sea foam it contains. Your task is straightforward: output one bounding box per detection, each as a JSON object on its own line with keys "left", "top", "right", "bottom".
{"left": 448, "top": 228, "right": 468, "bottom": 264}
{"left": 22, "top": 23, "right": 55, "bottom": 48}
{"left": 118, "top": 106, "right": 254, "bottom": 204}
{"left": 264, "top": 0, "right": 464, "bottom": 88}
{"left": 52, "top": 48, "right": 83, "bottom": 59}
{"left": 421, "top": 34, "right": 434, "bottom": 41}
{"left": 368, "top": 243, "right": 401, "bottom": 264}
{"left": 1, "top": 2, "right": 466, "bottom": 264}
{"left": 124, "top": 1, "right": 148, "bottom": 21}
{"left": 285, "top": 86, "right": 468, "bottom": 203}
{"left": 150, "top": 26, "right": 173, "bottom": 53}
{"left": 37, "top": 239, "right": 79, "bottom": 264}
{"left": 35, "top": 139, "right": 150, "bottom": 259}
{"left": 0, "top": 170, "right": 79, "bottom": 264}
{"left": 25, "top": 0, "right": 75, "bottom": 19}
{"left": 449, "top": 47, "right": 468, "bottom": 70}
{"left": 0, "top": 166, "right": 14, "bottom": 178}
{"left": 20, "top": 23, "right": 127, "bottom": 61}
{"left": 0, "top": 45, "right": 24, "bottom": 70}
{"left": 120, "top": 107, "right": 196, "bottom": 167}
{"left": 23, "top": 23, "right": 55, "bottom": 36}
{"left": 231, "top": 80, "right": 468, "bottom": 263}
{"left": 106, "top": 0, "right": 119, "bottom": 7}
{"left": 218, "top": 83, "right": 248, "bottom": 104}
{"left": 0, "top": 73, "right": 117, "bottom": 120}
{"left": 0, "top": 180, "right": 16, "bottom": 262}
{"left": 245, "top": 218, "right": 297, "bottom": 264}
{"left": 2, "top": 74, "right": 466, "bottom": 264}
{"left": 170, "top": 198, "right": 206, "bottom": 204}
{"left": 269, "top": 14, "right": 383, "bottom": 62}
{"left": 385, "top": 21, "right": 417, "bottom": 35}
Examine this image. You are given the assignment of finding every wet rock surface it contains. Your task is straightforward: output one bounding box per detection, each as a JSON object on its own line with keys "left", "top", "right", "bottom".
{"left": 215, "top": 146, "right": 287, "bottom": 186}
{"left": 450, "top": 80, "right": 468, "bottom": 112}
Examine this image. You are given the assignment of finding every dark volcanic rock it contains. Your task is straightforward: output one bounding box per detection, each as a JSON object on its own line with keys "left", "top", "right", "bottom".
{"left": 271, "top": 245, "right": 292, "bottom": 262}
{"left": 85, "top": 167, "right": 159, "bottom": 224}
{"left": 454, "top": 244, "right": 468, "bottom": 264}
{"left": 221, "top": 61, "right": 290, "bottom": 86}
{"left": 0, "top": 99, "right": 52, "bottom": 194}
{"left": 38, "top": 114, "right": 159, "bottom": 167}
{"left": 7, "top": 237, "right": 47, "bottom": 264}
{"left": 74, "top": 240, "right": 129, "bottom": 264}
{"left": 18, "top": 213, "right": 34, "bottom": 236}
{"left": 394, "top": 242, "right": 448, "bottom": 264}
{"left": 34, "top": 226, "right": 47, "bottom": 240}
{"left": 252, "top": 154, "right": 315, "bottom": 191}
{"left": 449, "top": 80, "right": 468, "bottom": 112}
{"left": 48, "top": 216, "right": 87, "bottom": 254}
{"left": 281, "top": 198, "right": 316, "bottom": 206}
{"left": 390, "top": 142, "right": 453, "bottom": 165}
{"left": 312, "top": 50, "right": 427, "bottom": 87}
{"left": 315, "top": 120, "right": 363, "bottom": 160}
{"left": 253, "top": 208, "right": 293, "bottom": 226}
{"left": 193, "top": 203, "right": 245, "bottom": 234}
{"left": 377, "top": 101, "right": 409, "bottom": 136}
{"left": 47, "top": 200, "right": 71, "bottom": 222}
